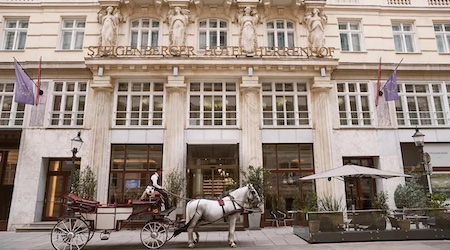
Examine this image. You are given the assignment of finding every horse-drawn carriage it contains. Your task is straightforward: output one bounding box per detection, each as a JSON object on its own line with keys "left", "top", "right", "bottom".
{"left": 50, "top": 184, "right": 262, "bottom": 250}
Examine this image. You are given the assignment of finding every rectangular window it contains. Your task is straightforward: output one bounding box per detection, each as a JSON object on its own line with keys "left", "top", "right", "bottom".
{"left": 60, "top": 19, "right": 85, "bottom": 50}
{"left": 188, "top": 81, "right": 237, "bottom": 127}
{"left": 198, "top": 19, "right": 227, "bottom": 49}
{"left": 0, "top": 83, "right": 25, "bottom": 127}
{"left": 434, "top": 23, "right": 450, "bottom": 53}
{"left": 262, "top": 82, "right": 310, "bottom": 127}
{"left": 337, "top": 82, "right": 372, "bottom": 126}
{"left": 396, "top": 82, "right": 448, "bottom": 126}
{"left": 392, "top": 22, "right": 417, "bottom": 53}
{"left": 339, "top": 21, "right": 363, "bottom": 52}
{"left": 49, "top": 81, "right": 87, "bottom": 127}
{"left": 3, "top": 19, "right": 28, "bottom": 50}
{"left": 113, "top": 81, "right": 164, "bottom": 127}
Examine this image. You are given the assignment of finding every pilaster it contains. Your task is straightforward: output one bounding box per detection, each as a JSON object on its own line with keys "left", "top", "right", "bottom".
{"left": 240, "top": 76, "right": 262, "bottom": 177}
{"left": 311, "top": 76, "right": 334, "bottom": 198}
{"left": 89, "top": 76, "right": 114, "bottom": 203}
{"left": 162, "top": 76, "right": 187, "bottom": 187}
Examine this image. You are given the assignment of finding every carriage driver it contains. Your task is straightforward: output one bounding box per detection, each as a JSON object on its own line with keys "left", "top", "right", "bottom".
{"left": 149, "top": 168, "right": 172, "bottom": 210}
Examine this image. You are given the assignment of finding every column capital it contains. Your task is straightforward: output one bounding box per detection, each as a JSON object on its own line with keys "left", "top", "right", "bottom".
{"left": 311, "top": 76, "right": 332, "bottom": 92}
{"left": 241, "top": 76, "right": 260, "bottom": 89}
{"left": 92, "top": 76, "right": 113, "bottom": 92}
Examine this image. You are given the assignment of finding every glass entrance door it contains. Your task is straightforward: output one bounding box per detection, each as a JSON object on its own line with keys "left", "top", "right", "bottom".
{"left": 187, "top": 145, "right": 239, "bottom": 199}
{"left": 43, "top": 160, "right": 79, "bottom": 220}
{"left": 343, "top": 158, "right": 376, "bottom": 210}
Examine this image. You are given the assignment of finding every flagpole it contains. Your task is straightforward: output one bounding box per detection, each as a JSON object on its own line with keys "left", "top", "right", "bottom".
{"left": 36, "top": 56, "right": 42, "bottom": 106}
{"left": 380, "top": 58, "right": 404, "bottom": 90}
{"left": 13, "top": 57, "right": 40, "bottom": 88}
{"left": 375, "top": 57, "right": 381, "bottom": 107}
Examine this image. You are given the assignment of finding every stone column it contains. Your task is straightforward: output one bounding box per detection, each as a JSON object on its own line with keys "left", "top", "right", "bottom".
{"left": 311, "top": 77, "right": 334, "bottom": 198}
{"left": 162, "top": 76, "right": 186, "bottom": 181}
{"left": 89, "top": 76, "right": 113, "bottom": 203}
{"left": 240, "top": 76, "right": 262, "bottom": 176}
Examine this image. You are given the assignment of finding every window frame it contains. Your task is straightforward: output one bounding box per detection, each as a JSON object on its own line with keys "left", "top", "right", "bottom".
{"left": 338, "top": 20, "right": 364, "bottom": 52}
{"left": 48, "top": 81, "right": 87, "bottom": 128}
{"left": 198, "top": 19, "right": 228, "bottom": 50}
{"left": 434, "top": 23, "right": 450, "bottom": 54}
{"left": 2, "top": 19, "right": 29, "bottom": 50}
{"left": 59, "top": 18, "right": 86, "bottom": 50}
{"left": 337, "top": 81, "right": 373, "bottom": 127}
{"left": 392, "top": 22, "right": 418, "bottom": 53}
{"left": 261, "top": 81, "right": 311, "bottom": 127}
{"left": 396, "top": 81, "right": 449, "bottom": 127}
{"left": 113, "top": 80, "right": 165, "bottom": 127}
{"left": 0, "top": 82, "right": 25, "bottom": 127}
{"left": 130, "top": 18, "right": 160, "bottom": 48}
{"left": 266, "top": 19, "right": 295, "bottom": 48}
{"left": 188, "top": 81, "right": 238, "bottom": 128}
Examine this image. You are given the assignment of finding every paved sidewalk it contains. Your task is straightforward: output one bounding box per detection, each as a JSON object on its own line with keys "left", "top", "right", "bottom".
{"left": 1, "top": 226, "right": 449, "bottom": 250}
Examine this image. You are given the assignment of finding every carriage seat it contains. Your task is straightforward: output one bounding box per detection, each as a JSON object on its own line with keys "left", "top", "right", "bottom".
{"left": 66, "top": 193, "right": 99, "bottom": 213}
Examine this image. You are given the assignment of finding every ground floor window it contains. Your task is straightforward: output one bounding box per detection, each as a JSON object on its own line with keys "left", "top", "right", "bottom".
{"left": 343, "top": 157, "right": 375, "bottom": 210}
{"left": 263, "top": 144, "right": 314, "bottom": 212}
{"left": 186, "top": 144, "right": 239, "bottom": 199}
{"left": 109, "top": 144, "right": 163, "bottom": 203}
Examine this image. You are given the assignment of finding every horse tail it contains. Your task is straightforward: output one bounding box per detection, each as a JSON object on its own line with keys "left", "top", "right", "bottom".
{"left": 173, "top": 200, "right": 195, "bottom": 237}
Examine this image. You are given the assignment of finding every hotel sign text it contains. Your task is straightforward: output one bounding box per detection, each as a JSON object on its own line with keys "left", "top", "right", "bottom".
{"left": 87, "top": 46, "right": 335, "bottom": 58}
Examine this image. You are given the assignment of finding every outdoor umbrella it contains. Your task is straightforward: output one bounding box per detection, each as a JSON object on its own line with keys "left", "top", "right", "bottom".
{"left": 298, "top": 164, "right": 411, "bottom": 229}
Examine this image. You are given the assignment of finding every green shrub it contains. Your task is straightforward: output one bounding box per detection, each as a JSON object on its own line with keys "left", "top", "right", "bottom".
{"left": 72, "top": 165, "right": 97, "bottom": 200}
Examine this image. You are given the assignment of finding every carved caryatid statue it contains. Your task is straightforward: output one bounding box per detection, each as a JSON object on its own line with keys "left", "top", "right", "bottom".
{"left": 98, "top": 6, "right": 123, "bottom": 47}
{"left": 167, "top": 6, "right": 191, "bottom": 47}
{"left": 235, "top": 6, "right": 260, "bottom": 55}
{"left": 304, "top": 8, "right": 327, "bottom": 48}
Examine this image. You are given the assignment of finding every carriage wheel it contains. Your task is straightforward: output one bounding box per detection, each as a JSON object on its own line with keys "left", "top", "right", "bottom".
{"left": 140, "top": 221, "right": 168, "bottom": 249}
{"left": 51, "top": 217, "right": 90, "bottom": 250}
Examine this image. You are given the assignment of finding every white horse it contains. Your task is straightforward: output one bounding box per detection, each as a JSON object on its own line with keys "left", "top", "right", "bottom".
{"left": 183, "top": 184, "right": 262, "bottom": 248}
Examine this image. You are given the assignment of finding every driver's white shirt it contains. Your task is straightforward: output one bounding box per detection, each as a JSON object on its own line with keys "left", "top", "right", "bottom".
{"left": 151, "top": 172, "right": 162, "bottom": 189}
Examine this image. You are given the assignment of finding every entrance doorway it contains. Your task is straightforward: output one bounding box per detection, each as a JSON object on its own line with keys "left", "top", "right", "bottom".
{"left": 42, "top": 159, "right": 79, "bottom": 220}
{"left": 343, "top": 158, "right": 376, "bottom": 210}
{"left": 187, "top": 145, "right": 239, "bottom": 199}
{"left": 0, "top": 150, "right": 18, "bottom": 230}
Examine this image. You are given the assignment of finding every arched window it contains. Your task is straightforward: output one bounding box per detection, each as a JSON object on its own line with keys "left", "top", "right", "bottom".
{"left": 267, "top": 20, "right": 294, "bottom": 48}
{"left": 199, "top": 19, "right": 228, "bottom": 49}
{"left": 130, "top": 19, "right": 160, "bottom": 48}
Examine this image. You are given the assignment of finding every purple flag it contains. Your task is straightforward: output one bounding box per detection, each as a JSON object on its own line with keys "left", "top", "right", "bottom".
{"left": 383, "top": 70, "right": 399, "bottom": 101}
{"left": 14, "top": 59, "right": 35, "bottom": 105}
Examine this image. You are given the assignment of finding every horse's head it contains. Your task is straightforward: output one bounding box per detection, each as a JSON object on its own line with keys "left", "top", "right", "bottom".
{"left": 246, "top": 184, "right": 262, "bottom": 209}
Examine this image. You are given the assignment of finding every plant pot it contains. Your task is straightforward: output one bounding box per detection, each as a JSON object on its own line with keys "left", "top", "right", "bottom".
{"left": 309, "top": 220, "right": 320, "bottom": 233}
{"left": 398, "top": 219, "right": 411, "bottom": 230}
{"left": 248, "top": 212, "right": 262, "bottom": 230}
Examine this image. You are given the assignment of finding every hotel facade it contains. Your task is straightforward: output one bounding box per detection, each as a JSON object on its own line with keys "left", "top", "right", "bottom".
{"left": 1, "top": 0, "right": 450, "bottom": 231}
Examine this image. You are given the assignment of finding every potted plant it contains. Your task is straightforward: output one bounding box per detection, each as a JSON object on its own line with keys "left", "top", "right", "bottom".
{"left": 72, "top": 165, "right": 97, "bottom": 200}
{"left": 241, "top": 165, "right": 271, "bottom": 229}
{"left": 165, "top": 167, "right": 185, "bottom": 220}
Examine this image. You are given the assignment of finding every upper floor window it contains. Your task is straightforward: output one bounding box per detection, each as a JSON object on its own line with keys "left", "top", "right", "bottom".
{"left": 337, "top": 82, "right": 372, "bottom": 126}
{"left": 267, "top": 20, "right": 294, "bottom": 48}
{"left": 188, "top": 81, "right": 237, "bottom": 127}
{"left": 114, "top": 81, "right": 164, "bottom": 127}
{"left": 60, "top": 19, "right": 85, "bottom": 50}
{"left": 392, "top": 22, "right": 417, "bottom": 53}
{"left": 2, "top": 19, "right": 28, "bottom": 50}
{"left": 338, "top": 21, "right": 363, "bottom": 52}
{"left": 396, "top": 82, "right": 449, "bottom": 127}
{"left": 49, "top": 81, "right": 87, "bottom": 127}
{"left": 199, "top": 19, "right": 227, "bottom": 49}
{"left": 434, "top": 23, "right": 450, "bottom": 53}
{"left": 130, "top": 19, "right": 160, "bottom": 48}
{"left": 0, "top": 83, "right": 25, "bottom": 127}
{"left": 262, "top": 82, "right": 310, "bottom": 127}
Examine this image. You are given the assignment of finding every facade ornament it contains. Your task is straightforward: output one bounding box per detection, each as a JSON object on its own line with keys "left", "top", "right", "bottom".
{"left": 304, "top": 7, "right": 327, "bottom": 48}
{"left": 193, "top": 0, "right": 203, "bottom": 13}
{"left": 291, "top": 0, "right": 305, "bottom": 17}
{"left": 167, "top": 6, "right": 191, "bottom": 47}
{"left": 263, "top": 0, "right": 271, "bottom": 17}
{"left": 97, "top": 6, "right": 123, "bottom": 47}
{"left": 235, "top": 6, "right": 260, "bottom": 55}
{"left": 224, "top": 0, "right": 232, "bottom": 15}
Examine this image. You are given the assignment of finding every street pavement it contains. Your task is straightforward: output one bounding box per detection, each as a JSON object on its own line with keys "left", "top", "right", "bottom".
{"left": 1, "top": 226, "right": 449, "bottom": 250}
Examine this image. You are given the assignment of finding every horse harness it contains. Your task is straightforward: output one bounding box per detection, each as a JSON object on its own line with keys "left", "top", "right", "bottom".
{"left": 217, "top": 195, "right": 245, "bottom": 222}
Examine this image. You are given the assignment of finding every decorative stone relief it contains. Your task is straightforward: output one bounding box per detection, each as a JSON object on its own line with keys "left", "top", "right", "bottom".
{"left": 167, "top": 6, "right": 191, "bottom": 47}
{"left": 97, "top": 6, "right": 123, "bottom": 47}
{"left": 235, "top": 6, "right": 261, "bottom": 55}
{"left": 304, "top": 7, "right": 327, "bottom": 48}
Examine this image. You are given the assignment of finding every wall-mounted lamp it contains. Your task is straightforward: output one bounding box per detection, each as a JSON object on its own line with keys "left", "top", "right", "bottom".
{"left": 98, "top": 67, "right": 104, "bottom": 77}
{"left": 248, "top": 67, "right": 253, "bottom": 77}
{"left": 320, "top": 67, "right": 326, "bottom": 77}
{"left": 173, "top": 67, "right": 178, "bottom": 76}
{"left": 71, "top": 131, "right": 84, "bottom": 162}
